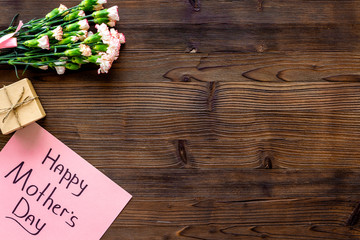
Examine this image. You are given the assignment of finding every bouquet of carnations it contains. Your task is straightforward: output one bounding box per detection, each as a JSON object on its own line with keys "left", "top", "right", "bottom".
{"left": 0, "top": 0, "right": 125, "bottom": 75}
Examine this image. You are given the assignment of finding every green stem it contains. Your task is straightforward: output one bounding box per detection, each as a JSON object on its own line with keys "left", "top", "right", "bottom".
{"left": 60, "top": 14, "right": 94, "bottom": 28}
{"left": 0, "top": 51, "right": 18, "bottom": 58}
{"left": 52, "top": 42, "right": 81, "bottom": 49}
{"left": 17, "top": 53, "right": 63, "bottom": 60}
{"left": 0, "top": 27, "right": 12, "bottom": 36}
{"left": 47, "top": 5, "right": 80, "bottom": 22}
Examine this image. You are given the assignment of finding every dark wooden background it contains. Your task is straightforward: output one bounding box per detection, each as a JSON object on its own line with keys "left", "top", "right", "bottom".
{"left": 1, "top": 0, "right": 360, "bottom": 239}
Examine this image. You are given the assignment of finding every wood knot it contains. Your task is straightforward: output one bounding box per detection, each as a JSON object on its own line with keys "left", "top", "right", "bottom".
{"left": 256, "top": 43, "right": 267, "bottom": 53}
{"left": 177, "top": 140, "right": 188, "bottom": 165}
{"left": 207, "top": 82, "right": 217, "bottom": 112}
{"left": 257, "top": 0, "right": 264, "bottom": 11}
{"left": 189, "top": 0, "right": 201, "bottom": 11}
{"left": 182, "top": 75, "right": 192, "bottom": 82}
{"left": 261, "top": 156, "right": 273, "bottom": 169}
{"left": 185, "top": 44, "right": 199, "bottom": 53}
{"left": 346, "top": 202, "right": 360, "bottom": 226}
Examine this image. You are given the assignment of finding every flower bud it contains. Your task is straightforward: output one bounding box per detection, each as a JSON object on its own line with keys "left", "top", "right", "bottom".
{"left": 71, "top": 57, "right": 89, "bottom": 64}
{"left": 92, "top": 44, "right": 108, "bottom": 52}
{"left": 63, "top": 10, "right": 86, "bottom": 21}
{"left": 83, "top": 33, "right": 102, "bottom": 44}
{"left": 46, "top": 8, "right": 60, "bottom": 19}
{"left": 41, "top": 57, "right": 50, "bottom": 62}
{"left": 23, "top": 35, "right": 50, "bottom": 50}
{"left": 80, "top": 0, "right": 107, "bottom": 11}
{"left": 63, "top": 30, "right": 87, "bottom": 40}
{"left": 92, "top": 6, "right": 119, "bottom": 21}
{"left": 45, "top": 4, "right": 68, "bottom": 19}
{"left": 87, "top": 55, "right": 101, "bottom": 64}
{"left": 64, "top": 48, "right": 82, "bottom": 57}
{"left": 93, "top": 18, "right": 108, "bottom": 24}
{"left": 65, "top": 63, "right": 81, "bottom": 70}
{"left": 57, "top": 36, "right": 79, "bottom": 45}
{"left": 63, "top": 20, "right": 89, "bottom": 32}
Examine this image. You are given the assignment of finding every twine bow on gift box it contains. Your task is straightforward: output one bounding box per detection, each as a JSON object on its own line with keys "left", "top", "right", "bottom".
{"left": 0, "top": 86, "right": 38, "bottom": 127}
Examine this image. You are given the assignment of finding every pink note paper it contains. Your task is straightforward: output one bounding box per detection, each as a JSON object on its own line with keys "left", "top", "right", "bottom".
{"left": 0, "top": 123, "right": 132, "bottom": 239}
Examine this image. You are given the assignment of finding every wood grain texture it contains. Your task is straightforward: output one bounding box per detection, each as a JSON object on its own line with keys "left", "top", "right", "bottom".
{"left": 2, "top": 51, "right": 360, "bottom": 83}
{"left": 1, "top": 0, "right": 360, "bottom": 52}
{"left": 100, "top": 169, "right": 360, "bottom": 239}
{"left": 0, "top": 0, "right": 360, "bottom": 239}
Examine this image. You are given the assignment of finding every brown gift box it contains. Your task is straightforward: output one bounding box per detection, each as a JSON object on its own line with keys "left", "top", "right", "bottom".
{"left": 0, "top": 78, "right": 46, "bottom": 135}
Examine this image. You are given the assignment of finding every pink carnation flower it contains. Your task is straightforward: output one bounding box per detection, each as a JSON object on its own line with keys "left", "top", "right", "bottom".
{"left": 78, "top": 10, "right": 86, "bottom": 17}
{"left": 52, "top": 26, "right": 63, "bottom": 41}
{"left": 59, "top": 4, "right": 68, "bottom": 12}
{"left": 110, "top": 28, "right": 120, "bottom": 39}
{"left": 95, "top": 23, "right": 111, "bottom": 44}
{"left": 55, "top": 66, "right": 66, "bottom": 75}
{"left": 109, "top": 28, "right": 125, "bottom": 44}
{"left": 39, "top": 65, "right": 48, "bottom": 70}
{"left": 71, "top": 36, "right": 80, "bottom": 42}
{"left": 79, "top": 19, "right": 90, "bottom": 30}
{"left": 94, "top": 0, "right": 107, "bottom": 10}
{"left": 119, "top": 33, "right": 126, "bottom": 44}
{"left": 107, "top": 6, "right": 119, "bottom": 21}
{"left": 78, "top": 30, "right": 88, "bottom": 41}
{"left": 54, "top": 57, "right": 67, "bottom": 75}
{"left": 107, "top": 37, "right": 120, "bottom": 60}
{"left": 79, "top": 44, "right": 92, "bottom": 57}
{"left": 107, "top": 20, "right": 116, "bottom": 27}
{"left": 97, "top": 53, "right": 113, "bottom": 74}
{"left": 37, "top": 35, "right": 50, "bottom": 50}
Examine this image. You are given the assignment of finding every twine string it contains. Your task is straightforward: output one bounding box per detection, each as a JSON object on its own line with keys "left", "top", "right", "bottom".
{"left": 0, "top": 86, "right": 38, "bottom": 126}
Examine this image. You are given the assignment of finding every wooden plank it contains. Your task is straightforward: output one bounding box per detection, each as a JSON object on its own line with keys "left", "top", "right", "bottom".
{"left": 1, "top": 1, "right": 360, "bottom": 53}
{"left": 102, "top": 224, "right": 360, "bottom": 240}
{"left": 108, "top": 169, "right": 360, "bottom": 199}
{"left": 117, "top": 198, "right": 355, "bottom": 226}
{"left": 183, "top": 139, "right": 360, "bottom": 169}
{"left": 2, "top": 137, "right": 355, "bottom": 169}
{"left": 2, "top": 81, "right": 360, "bottom": 168}
{"left": 3, "top": 0, "right": 360, "bottom": 25}
{"left": 116, "top": 0, "right": 360, "bottom": 25}
{"left": 99, "top": 169, "right": 360, "bottom": 239}
{"left": 35, "top": 82, "right": 360, "bottom": 142}
{"left": 1, "top": 52, "right": 360, "bottom": 83}
{"left": 164, "top": 52, "right": 360, "bottom": 83}
{"left": 117, "top": 23, "right": 360, "bottom": 52}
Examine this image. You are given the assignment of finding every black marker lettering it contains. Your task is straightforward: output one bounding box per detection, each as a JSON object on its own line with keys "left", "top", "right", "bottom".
{"left": 66, "top": 215, "right": 78, "bottom": 227}
{"left": 4, "top": 162, "right": 32, "bottom": 191}
{"left": 54, "top": 163, "right": 64, "bottom": 175}
{"left": 73, "top": 180, "right": 88, "bottom": 197}
{"left": 43, "top": 187, "right": 57, "bottom": 210}
{"left": 26, "top": 185, "right": 38, "bottom": 196}
{"left": 67, "top": 174, "right": 79, "bottom": 189}
{"left": 42, "top": 148, "right": 60, "bottom": 170}
{"left": 12, "top": 197, "right": 29, "bottom": 218}
{"left": 36, "top": 183, "right": 50, "bottom": 202}
{"left": 60, "top": 208, "right": 69, "bottom": 217}
{"left": 25, "top": 215, "right": 35, "bottom": 225}
{"left": 59, "top": 169, "right": 71, "bottom": 184}
{"left": 51, "top": 204, "right": 61, "bottom": 215}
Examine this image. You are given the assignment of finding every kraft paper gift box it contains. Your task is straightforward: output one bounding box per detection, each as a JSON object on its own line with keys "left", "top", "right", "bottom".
{"left": 0, "top": 78, "right": 46, "bottom": 135}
